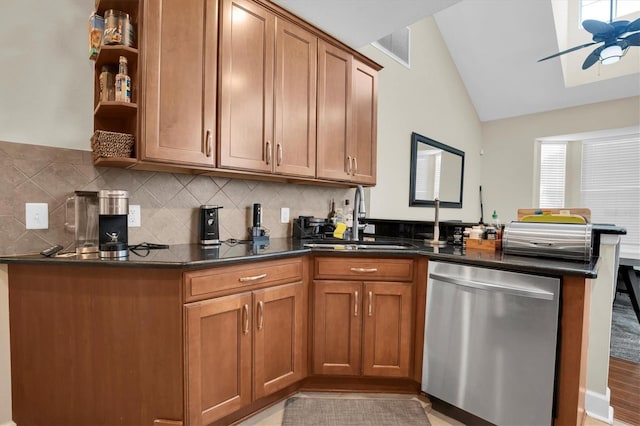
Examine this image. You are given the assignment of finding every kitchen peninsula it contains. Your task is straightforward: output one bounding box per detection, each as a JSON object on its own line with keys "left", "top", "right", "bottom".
{"left": 2, "top": 238, "right": 598, "bottom": 426}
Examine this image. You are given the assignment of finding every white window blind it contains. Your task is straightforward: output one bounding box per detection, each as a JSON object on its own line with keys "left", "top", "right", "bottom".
{"left": 581, "top": 135, "right": 640, "bottom": 258}
{"left": 539, "top": 142, "right": 567, "bottom": 208}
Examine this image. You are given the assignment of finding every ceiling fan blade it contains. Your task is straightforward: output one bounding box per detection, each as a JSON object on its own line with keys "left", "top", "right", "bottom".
{"left": 625, "top": 17, "right": 640, "bottom": 33}
{"left": 538, "top": 42, "right": 597, "bottom": 62}
{"left": 621, "top": 32, "right": 640, "bottom": 46}
{"left": 582, "top": 46, "right": 605, "bottom": 70}
{"left": 609, "top": 21, "right": 629, "bottom": 37}
{"left": 582, "top": 19, "right": 614, "bottom": 36}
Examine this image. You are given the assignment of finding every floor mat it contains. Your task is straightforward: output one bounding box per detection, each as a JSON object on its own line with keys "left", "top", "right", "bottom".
{"left": 611, "top": 292, "right": 640, "bottom": 363}
{"left": 282, "top": 397, "right": 430, "bottom": 426}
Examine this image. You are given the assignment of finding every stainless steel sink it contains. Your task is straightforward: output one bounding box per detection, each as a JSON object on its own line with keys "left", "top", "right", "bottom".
{"left": 303, "top": 241, "right": 418, "bottom": 250}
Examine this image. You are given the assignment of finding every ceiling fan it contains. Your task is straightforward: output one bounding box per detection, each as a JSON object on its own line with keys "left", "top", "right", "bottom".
{"left": 538, "top": 17, "right": 640, "bottom": 69}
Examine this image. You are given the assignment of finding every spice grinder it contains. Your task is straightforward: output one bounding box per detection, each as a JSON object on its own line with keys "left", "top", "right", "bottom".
{"left": 199, "top": 205, "right": 222, "bottom": 245}
{"left": 98, "top": 190, "right": 129, "bottom": 258}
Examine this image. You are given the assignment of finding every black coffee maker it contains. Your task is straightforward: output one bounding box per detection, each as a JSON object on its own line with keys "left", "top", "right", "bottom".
{"left": 199, "top": 205, "right": 222, "bottom": 245}
{"left": 98, "top": 190, "right": 129, "bottom": 258}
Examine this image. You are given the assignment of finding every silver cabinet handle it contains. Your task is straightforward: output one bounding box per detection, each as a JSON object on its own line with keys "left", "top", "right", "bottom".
{"left": 205, "top": 129, "right": 212, "bottom": 157}
{"left": 354, "top": 291, "right": 359, "bottom": 316}
{"left": 350, "top": 267, "right": 378, "bottom": 273}
{"left": 258, "top": 300, "right": 264, "bottom": 330}
{"left": 242, "top": 304, "right": 249, "bottom": 335}
{"left": 353, "top": 157, "right": 358, "bottom": 176}
{"left": 239, "top": 273, "right": 267, "bottom": 282}
{"left": 347, "top": 155, "right": 352, "bottom": 175}
{"left": 266, "top": 140, "right": 272, "bottom": 165}
{"left": 368, "top": 291, "right": 372, "bottom": 316}
{"left": 277, "top": 143, "right": 282, "bottom": 166}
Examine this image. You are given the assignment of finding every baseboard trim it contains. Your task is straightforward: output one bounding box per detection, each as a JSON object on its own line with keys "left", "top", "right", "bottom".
{"left": 585, "top": 387, "right": 613, "bottom": 424}
{"left": 0, "top": 421, "right": 17, "bottom": 426}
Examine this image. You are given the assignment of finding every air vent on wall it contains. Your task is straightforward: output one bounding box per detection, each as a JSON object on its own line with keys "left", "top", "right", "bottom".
{"left": 372, "top": 27, "right": 411, "bottom": 68}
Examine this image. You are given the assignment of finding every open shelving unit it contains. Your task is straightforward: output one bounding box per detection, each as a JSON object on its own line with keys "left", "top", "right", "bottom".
{"left": 92, "top": 1, "right": 140, "bottom": 167}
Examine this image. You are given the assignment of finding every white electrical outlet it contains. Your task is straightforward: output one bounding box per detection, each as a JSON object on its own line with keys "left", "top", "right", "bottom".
{"left": 280, "top": 207, "right": 290, "bottom": 224}
{"left": 25, "top": 203, "right": 48, "bottom": 229}
{"left": 128, "top": 204, "right": 141, "bottom": 227}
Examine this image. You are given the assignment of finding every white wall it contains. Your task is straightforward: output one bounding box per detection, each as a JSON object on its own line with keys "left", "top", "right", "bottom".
{"left": 481, "top": 96, "right": 640, "bottom": 223}
{"left": 0, "top": 0, "right": 94, "bottom": 150}
{"left": 359, "top": 17, "right": 483, "bottom": 223}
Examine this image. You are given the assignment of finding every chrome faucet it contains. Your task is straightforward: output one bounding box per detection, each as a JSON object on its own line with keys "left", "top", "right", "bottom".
{"left": 353, "top": 185, "right": 366, "bottom": 240}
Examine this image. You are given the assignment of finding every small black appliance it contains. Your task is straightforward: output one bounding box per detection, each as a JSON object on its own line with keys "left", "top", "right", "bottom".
{"left": 292, "top": 216, "right": 330, "bottom": 239}
{"left": 98, "top": 190, "right": 129, "bottom": 259}
{"left": 250, "top": 203, "right": 269, "bottom": 245}
{"left": 199, "top": 205, "right": 222, "bottom": 245}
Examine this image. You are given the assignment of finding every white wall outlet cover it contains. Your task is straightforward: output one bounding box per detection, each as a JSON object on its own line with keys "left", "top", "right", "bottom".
{"left": 128, "top": 204, "right": 141, "bottom": 227}
{"left": 25, "top": 203, "right": 48, "bottom": 229}
{"left": 280, "top": 207, "right": 290, "bottom": 224}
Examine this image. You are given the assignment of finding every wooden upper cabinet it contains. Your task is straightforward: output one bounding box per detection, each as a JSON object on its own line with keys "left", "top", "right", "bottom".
{"left": 219, "top": 0, "right": 317, "bottom": 177}
{"left": 317, "top": 41, "right": 352, "bottom": 182}
{"left": 273, "top": 19, "right": 317, "bottom": 177}
{"left": 351, "top": 60, "right": 377, "bottom": 185}
{"left": 317, "top": 41, "right": 378, "bottom": 185}
{"left": 219, "top": 0, "right": 274, "bottom": 173}
{"left": 141, "top": 0, "right": 217, "bottom": 166}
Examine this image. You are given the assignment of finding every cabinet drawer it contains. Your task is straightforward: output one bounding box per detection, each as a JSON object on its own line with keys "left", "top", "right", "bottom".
{"left": 314, "top": 257, "right": 413, "bottom": 281}
{"left": 184, "top": 257, "right": 303, "bottom": 302}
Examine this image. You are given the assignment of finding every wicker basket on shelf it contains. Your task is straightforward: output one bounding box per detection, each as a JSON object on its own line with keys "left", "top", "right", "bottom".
{"left": 91, "top": 130, "right": 134, "bottom": 160}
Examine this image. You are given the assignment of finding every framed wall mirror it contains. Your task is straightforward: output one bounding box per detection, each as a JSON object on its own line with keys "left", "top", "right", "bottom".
{"left": 409, "top": 132, "right": 464, "bottom": 208}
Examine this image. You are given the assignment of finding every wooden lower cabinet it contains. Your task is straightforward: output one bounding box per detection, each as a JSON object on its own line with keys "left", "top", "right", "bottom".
{"left": 253, "top": 282, "right": 305, "bottom": 399}
{"left": 185, "top": 281, "right": 305, "bottom": 425}
{"left": 313, "top": 280, "right": 413, "bottom": 377}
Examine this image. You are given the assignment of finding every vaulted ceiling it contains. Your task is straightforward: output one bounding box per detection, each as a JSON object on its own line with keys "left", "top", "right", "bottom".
{"left": 272, "top": 0, "right": 640, "bottom": 121}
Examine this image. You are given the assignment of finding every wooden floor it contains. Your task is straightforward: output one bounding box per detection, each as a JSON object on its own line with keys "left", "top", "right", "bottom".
{"left": 609, "top": 356, "right": 640, "bottom": 426}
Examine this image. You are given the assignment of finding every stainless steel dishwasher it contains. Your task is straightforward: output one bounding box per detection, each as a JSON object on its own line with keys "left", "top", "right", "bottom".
{"left": 422, "top": 261, "right": 560, "bottom": 426}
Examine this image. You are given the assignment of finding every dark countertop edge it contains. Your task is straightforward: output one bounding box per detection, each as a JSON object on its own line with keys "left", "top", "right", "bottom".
{"left": 592, "top": 224, "right": 626, "bottom": 235}
{"left": 0, "top": 242, "right": 598, "bottom": 278}
{"left": 0, "top": 248, "right": 312, "bottom": 270}
{"left": 423, "top": 252, "right": 599, "bottom": 278}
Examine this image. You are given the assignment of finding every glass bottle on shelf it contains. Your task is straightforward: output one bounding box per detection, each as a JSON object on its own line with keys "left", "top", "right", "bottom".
{"left": 114, "top": 55, "right": 131, "bottom": 103}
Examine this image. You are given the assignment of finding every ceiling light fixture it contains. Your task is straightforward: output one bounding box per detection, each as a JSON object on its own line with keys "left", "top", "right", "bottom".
{"left": 599, "top": 45, "right": 623, "bottom": 65}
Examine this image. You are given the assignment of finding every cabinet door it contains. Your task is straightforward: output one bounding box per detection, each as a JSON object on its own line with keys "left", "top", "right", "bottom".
{"left": 185, "top": 292, "right": 252, "bottom": 426}
{"left": 219, "top": 0, "right": 274, "bottom": 172}
{"left": 351, "top": 60, "right": 377, "bottom": 185}
{"left": 362, "top": 282, "right": 413, "bottom": 377}
{"left": 312, "top": 280, "right": 361, "bottom": 375}
{"left": 273, "top": 19, "right": 317, "bottom": 177}
{"left": 142, "top": 0, "right": 217, "bottom": 166}
{"left": 316, "top": 41, "right": 352, "bottom": 181}
{"left": 253, "top": 281, "right": 305, "bottom": 399}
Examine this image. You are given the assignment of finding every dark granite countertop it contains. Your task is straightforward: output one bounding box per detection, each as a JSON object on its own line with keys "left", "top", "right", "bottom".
{"left": 0, "top": 237, "right": 599, "bottom": 278}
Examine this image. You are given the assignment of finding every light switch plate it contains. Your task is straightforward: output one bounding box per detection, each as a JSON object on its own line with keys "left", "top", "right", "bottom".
{"left": 128, "top": 204, "right": 141, "bottom": 227}
{"left": 280, "top": 207, "right": 290, "bottom": 224}
{"left": 25, "top": 203, "right": 48, "bottom": 229}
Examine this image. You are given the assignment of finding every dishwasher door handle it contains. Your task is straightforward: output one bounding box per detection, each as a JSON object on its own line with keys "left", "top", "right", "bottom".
{"left": 429, "top": 273, "right": 555, "bottom": 300}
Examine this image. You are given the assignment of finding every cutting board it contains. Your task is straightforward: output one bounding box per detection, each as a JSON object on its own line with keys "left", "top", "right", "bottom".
{"left": 517, "top": 208, "right": 591, "bottom": 223}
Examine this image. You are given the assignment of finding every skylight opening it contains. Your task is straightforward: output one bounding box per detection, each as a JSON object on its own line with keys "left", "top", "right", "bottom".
{"left": 580, "top": 0, "right": 640, "bottom": 24}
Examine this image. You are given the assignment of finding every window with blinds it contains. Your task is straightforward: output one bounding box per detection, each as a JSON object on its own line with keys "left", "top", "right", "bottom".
{"left": 581, "top": 135, "right": 640, "bottom": 258}
{"left": 539, "top": 142, "right": 567, "bottom": 208}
